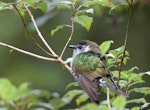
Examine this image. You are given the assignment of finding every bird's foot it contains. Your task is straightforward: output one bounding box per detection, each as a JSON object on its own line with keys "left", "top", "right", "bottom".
{"left": 64, "top": 57, "right": 73, "bottom": 64}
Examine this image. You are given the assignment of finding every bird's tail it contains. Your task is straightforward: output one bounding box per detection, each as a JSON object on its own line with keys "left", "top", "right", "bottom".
{"left": 99, "top": 76, "right": 127, "bottom": 97}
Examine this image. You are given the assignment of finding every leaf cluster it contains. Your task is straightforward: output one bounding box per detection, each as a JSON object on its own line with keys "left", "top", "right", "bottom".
{"left": 58, "top": 41, "right": 150, "bottom": 110}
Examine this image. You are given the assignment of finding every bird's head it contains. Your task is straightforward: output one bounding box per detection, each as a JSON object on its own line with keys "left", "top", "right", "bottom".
{"left": 69, "top": 40, "right": 100, "bottom": 57}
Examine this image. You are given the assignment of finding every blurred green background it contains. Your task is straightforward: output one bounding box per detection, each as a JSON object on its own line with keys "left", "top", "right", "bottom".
{"left": 0, "top": 0, "right": 150, "bottom": 101}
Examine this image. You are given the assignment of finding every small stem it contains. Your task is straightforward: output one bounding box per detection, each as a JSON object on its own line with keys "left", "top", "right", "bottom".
{"left": 0, "top": 2, "right": 74, "bottom": 77}
{"left": 125, "top": 78, "right": 129, "bottom": 94}
{"left": 24, "top": 4, "right": 57, "bottom": 57}
{"left": 117, "top": 0, "right": 133, "bottom": 85}
{"left": 13, "top": 4, "right": 52, "bottom": 57}
{"left": 21, "top": 4, "right": 73, "bottom": 75}
{"left": 0, "top": 42, "right": 73, "bottom": 76}
{"left": 107, "top": 88, "right": 112, "bottom": 110}
{"left": 0, "top": 42, "right": 56, "bottom": 61}
{"left": 31, "top": 37, "right": 54, "bottom": 57}
{"left": 59, "top": 5, "right": 75, "bottom": 58}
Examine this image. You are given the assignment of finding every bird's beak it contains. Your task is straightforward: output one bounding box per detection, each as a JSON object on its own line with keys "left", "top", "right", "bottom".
{"left": 69, "top": 45, "right": 76, "bottom": 49}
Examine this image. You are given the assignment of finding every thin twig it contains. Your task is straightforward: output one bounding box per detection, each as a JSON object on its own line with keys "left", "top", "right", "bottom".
{"left": 117, "top": 0, "right": 133, "bottom": 85}
{"left": 107, "top": 88, "right": 112, "bottom": 110}
{"left": 0, "top": 2, "right": 73, "bottom": 76}
{"left": 0, "top": 41, "right": 72, "bottom": 74}
{"left": 24, "top": 4, "right": 57, "bottom": 57}
{"left": 124, "top": 78, "right": 130, "bottom": 94}
{"left": 0, "top": 42, "right": 56, "bottom": 61}
{"left": 21, "top": 4, "right": 72, "bottom": 75}
{"left": 31, "top": 37, "right": 54, "bottom": 56}
{"left": 13, "top": 4, "right": 53, "bottom": 57}
{"left": 59, "top": 4, "right": 75, "bottom": 58}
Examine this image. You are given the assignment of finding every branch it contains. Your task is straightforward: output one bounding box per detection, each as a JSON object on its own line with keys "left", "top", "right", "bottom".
{"left": 107, "top": 88, "right": 112, "bottom": 110}
{"left": 117, "top": 0, "right": 133, "bottom": 85}
{"left": 0, "top": 41, "right": 72, "bottom": 74}
{"left": 0, "top": 2, "right": 74, "bottom": 79}
{"left": 59, "top": 4, "right": 75, "bottom": 58}
{"left": 13, "top": 4, "right": 53, "bottom": 57}
{"left": 0, "top": 42, "right": 56, "bottom": 61}
{"left": 23, "top": 4, "right": 72, "bottom": 75}
{"left": 24, "top": 4, "right": 57, "bottom": 57}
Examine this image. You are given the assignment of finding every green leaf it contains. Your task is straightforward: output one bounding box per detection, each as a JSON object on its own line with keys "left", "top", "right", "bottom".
{"left": 15, "top": 3, "right": 25, "bottom": 16}
{"left": 63, "top": 90, "right": 83, "bottom": 102}
{"left": 56, "top": 1, "right": 72, "bottom": 10}
{"left": 112, "top": 67, "right": 140, "bottom": 81}
{"left": 75, "top": 8, "right": 94, "bottom": 16}
{"left": 82, "top": 0, "right": 100, "bottom": 7}
{"left": 9, "top": 49, "right": 14, "bottom": 53}
{"left": 109, "top": 46, "right": 124, "bottom": 58}
{"left": 127, "top": 98, "right": 146, "bottom": 104}
{"left": 98, "top": 105, "right": 109, "bottom": 110}
{"left": 141, "top": 103, "right": 150, "bottom": 109}
{"left": 24, "top": 0, "right": 33, "bottom": 5}
{"left": 143, "top": 71, "right": 150, "bottom": 76}
{"left": 33, "top": 1, "right": 48, "bottom": 13}
{"left": 76, "top": 93, "right": 89, "bottom": 105}
{"left": 74, "top": 15, "right": 93, "bottom": 31}
{"left": 35, "top": 102, "right": 53, "bottom": 109}
{"left": 82, "top": 0, "right": 114, "bottom": 8}
{"left": 31, "top": 89, "right": 51, "bottom": 100}
{"left": 60, "top": 1, "right": 73, "bottom": 5}
{"left": 72, "top": 0, "right": 80, "bottom": 3}
{"left": 65, "top": 82, "right": 79, "bottom": 90}
{"left": 128, "top": 73, "right": 144, "bottom": 83}
{"left": 51, "top": 24, "right": 68, "bottom": 36}
{"left": 99, "top": 0, "right": 114, "bottom": 7}
{"left": 131, "top": 107, "right": 140, "bottom": 110}
{"left": 50, "top": 98, "right": 67, "bottom": 109}
{"left": 0, "top": 78, "right": 17, "bottom": 102}
{"left": 109, "top": 4, "right": 120, "bottom": 14}
{"left": 85, "top": 8, "right": 94, "bottom": 14}
{"left": 17, "top": 82, "right": 30, "bottom": 95}
{"left": 100, "top": 40, "right": 114, "bottom": 54}
{"left": 119, "top": 80, "right": 128, "bottom": 88}
{"left": 80, "top": 103, "right": 99, "bottom": 110}
{"left": 130, "top": 87, "right": 150, "bottom": 95}
{"left": 109, "top": 2, "right": 128, "bottom": 14}
{"left": 112, "top": 96, "right": 126, "bottom": 109}
{"left": 80, "top": 104, "right": 108, "bottom": 110}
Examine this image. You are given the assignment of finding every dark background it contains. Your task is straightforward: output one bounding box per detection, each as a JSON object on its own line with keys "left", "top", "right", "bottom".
{"left": 0, "top": 0, "right": 149, "bottom": 104}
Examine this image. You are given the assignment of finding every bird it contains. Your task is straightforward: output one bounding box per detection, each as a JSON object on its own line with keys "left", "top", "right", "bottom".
{"left": 69, "top": 40, "right": 126, "bottom": 104}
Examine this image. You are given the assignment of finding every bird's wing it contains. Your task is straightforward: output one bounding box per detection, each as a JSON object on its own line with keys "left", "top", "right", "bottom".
{"left": 72, "top": 51, "right": 107, "bottom": 81}
{"left": 77, "top": 74, "right": 101, "bottom": 103}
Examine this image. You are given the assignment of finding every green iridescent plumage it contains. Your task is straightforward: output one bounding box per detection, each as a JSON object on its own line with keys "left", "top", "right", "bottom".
{"left": 72, "top": 51, "right": 107, "bottom": 81}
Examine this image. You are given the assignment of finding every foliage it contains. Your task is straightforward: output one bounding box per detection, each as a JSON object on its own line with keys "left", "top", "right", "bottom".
{"left": 0, "top": 43, "right": 149, "bottom": 109}
{"left": 0, "top": 0, "right": 150, "bottom": 110}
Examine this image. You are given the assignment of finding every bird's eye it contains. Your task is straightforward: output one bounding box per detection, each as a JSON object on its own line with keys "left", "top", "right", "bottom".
{"left": 78, "top": 45, "right": 82, "bottom": 50}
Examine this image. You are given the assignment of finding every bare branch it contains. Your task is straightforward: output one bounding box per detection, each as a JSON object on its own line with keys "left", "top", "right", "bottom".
{"left": 24, "top": 4, "right": 57, "bottom": 57}
{"left": 0, "top": 42, "right": 56, "bottom": 62}
{"left": 23, "top": 4, "right": 73, "bottom": 76}
{"left": 117, "top": 0, "right": 133, "bottom": 85}
{"left": 30, "top": 37, "right": 54, "bottom": 57}
{"left": 13, "top": 4, "right": 53, "bottom": 57}
{"left": 59, "top": 4, "right": 75, "bottom": 58}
